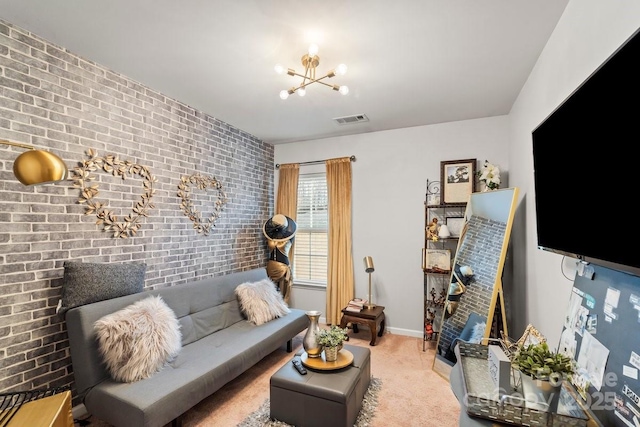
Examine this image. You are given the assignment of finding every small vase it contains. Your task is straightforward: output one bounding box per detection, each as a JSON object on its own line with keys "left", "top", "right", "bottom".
{"left": 303, "top": 310, "right": 323, "bottom": 358}
{"left": 519, "top": 373, "right": 562, "bottom": 412}
{"left": 324, "top": 346, "right": 339, "bottom": 362}
{"left": 438, "top": 224, "right": 451, "bottom": 238}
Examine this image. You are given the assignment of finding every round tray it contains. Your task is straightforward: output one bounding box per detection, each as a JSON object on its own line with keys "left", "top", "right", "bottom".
{"left": 300, "top": 349, "right": 354, "bottom": 370}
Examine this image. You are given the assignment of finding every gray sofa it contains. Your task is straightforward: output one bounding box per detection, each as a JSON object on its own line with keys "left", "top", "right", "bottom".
{"left": 65, "top": 268, "right": 308, "bottom": 427}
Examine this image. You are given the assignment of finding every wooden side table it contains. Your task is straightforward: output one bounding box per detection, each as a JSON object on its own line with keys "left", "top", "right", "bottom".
{"left": 339, "top": 305, "right": 386, "bottom": 346}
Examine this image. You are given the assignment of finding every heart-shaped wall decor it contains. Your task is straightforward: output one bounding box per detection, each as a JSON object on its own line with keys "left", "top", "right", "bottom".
{"left": 177, "top": 173, "right": 227, "bottom": 236}
{"left": 72, "top": 149, "right": 157, "bottom": 238}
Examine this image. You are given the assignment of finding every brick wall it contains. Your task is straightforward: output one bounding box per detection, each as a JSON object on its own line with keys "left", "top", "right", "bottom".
{"left": 438, "top": 215, "right": 507, "bottom": 354}
{"left": 0, "top": 19, "right": 274, "bottom": 396}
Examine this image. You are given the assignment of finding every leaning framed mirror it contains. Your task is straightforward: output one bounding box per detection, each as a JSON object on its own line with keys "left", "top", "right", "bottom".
{"left": 432, "top": 187, "right": 519, "bottom": 380}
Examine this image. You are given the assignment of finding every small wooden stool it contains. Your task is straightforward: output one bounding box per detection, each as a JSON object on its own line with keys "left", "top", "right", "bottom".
{"left": 339, "top": 305, "right": 386, "bottom": 346}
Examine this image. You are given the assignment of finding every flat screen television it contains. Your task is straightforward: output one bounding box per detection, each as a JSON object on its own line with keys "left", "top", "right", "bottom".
{"left": 532, "top": 27, "right": 640, "bottom": 278}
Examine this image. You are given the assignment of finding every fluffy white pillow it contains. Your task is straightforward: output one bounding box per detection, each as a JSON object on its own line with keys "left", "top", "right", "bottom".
{"left": 468, "top": 321, "right": 487, "bottom": 344}
{"left": 235, "top": 279, "right": 290, "bottom": 325}
{"left": 94, "top": 295, "right": 182, "bottom": 383}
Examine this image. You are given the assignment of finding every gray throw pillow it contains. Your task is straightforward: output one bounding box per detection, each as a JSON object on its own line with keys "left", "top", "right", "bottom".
{"left": 59, "top": 261, "right": 147, "bottom": 315}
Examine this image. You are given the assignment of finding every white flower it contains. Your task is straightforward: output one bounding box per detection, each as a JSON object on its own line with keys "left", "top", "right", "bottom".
{"left": 477, "top": 160, "right": 501, "bottom": 190}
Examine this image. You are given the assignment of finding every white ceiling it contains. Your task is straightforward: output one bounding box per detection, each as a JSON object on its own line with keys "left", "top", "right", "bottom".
{"left": 0, "top": 1, "right": 569, "bottom": 145}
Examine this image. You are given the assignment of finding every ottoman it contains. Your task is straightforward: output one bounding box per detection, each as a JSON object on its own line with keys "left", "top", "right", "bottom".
{"left": 270, "top": 344, "right": 371, "bottom": 427}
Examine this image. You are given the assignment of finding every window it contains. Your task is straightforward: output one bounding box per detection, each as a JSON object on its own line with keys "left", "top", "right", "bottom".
{"left": 293, "top": 173, "right": 328, "bottom": 285}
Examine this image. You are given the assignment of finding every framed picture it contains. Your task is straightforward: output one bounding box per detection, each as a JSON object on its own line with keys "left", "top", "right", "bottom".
{"left": 440, "top": 158, "right": 476, "bottom": 205}
{"left": 423, "top": 249, "right": 451, "bottom": 273}
{"left": 446, "top": 216, "right": 466, "bottom": 238}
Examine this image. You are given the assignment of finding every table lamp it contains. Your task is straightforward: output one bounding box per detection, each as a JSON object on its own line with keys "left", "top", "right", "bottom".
{"left": 363, "top": 256, "right": 375, "bottom": 309}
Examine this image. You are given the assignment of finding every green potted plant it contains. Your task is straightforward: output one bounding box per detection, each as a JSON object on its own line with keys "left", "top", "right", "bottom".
{"left": 316, "top": 325, "right": 349, "bottom": 362}
{"left": 512, "top": 341, "right": 574, "bottom": 412}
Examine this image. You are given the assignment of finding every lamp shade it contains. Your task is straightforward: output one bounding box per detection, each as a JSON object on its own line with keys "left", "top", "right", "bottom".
{"left": 363, "top": 256, "right": 374, "bottom": 273}
{"left": 13, "top": 149, "right": 68, "bottom": 186}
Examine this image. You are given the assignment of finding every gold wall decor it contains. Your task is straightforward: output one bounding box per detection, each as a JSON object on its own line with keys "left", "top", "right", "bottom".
{"left": 177, "top": 173, "right": 228, "bottom": 235}
{"left": 72, "top": 149, "right": 157, "bottom": 238}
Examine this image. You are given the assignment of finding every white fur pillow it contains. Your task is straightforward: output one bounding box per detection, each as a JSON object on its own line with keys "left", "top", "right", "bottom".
{"left": 94, "top": 295, "right": 182, "bottom": 383}
{"left": 468, "top": 321, "right": 487, "bottom": 344}
{"left": 235, "top": 279, "right": 290, "bottom": 325}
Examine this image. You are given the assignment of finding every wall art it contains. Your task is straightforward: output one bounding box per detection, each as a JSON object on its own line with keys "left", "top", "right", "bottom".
{"left": 440, "top": 158, "right": 476, "bottom": 205}
{"left": 72, "top": 149, "right": 157, "bottom": 238}
{"left": 445, "top": 216, "right": 466, "bottom": 238}
{"left": 178, "top": 173, "right": 228, "bottom": 235}
{"left": 423, "top": 248, "right": 451, "bottom": 274}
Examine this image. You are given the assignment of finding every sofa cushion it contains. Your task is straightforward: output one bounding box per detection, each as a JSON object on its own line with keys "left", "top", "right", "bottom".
{"left": 94, "top": 295, "right": 181, "bottom": 383}
{"left": 59, "top": 261, "right": 146, "bottom": 315}
{"left": 235, "top": 278, "right": 290, "bottom": 325}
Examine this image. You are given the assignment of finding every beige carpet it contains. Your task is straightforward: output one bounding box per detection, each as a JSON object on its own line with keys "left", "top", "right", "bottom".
{"left": 81, "top": 329, "right": 461, "bottom": 427}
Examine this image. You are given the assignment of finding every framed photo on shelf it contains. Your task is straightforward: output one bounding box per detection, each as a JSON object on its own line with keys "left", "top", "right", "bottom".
{"left": 446, "top": 216, "right": 466, "bottom": 238}
{"left": 423, "top": 249, "right": 451, "bottom": 273}
{"left": 440, "top": 158, "right": 476, "bottom": 205}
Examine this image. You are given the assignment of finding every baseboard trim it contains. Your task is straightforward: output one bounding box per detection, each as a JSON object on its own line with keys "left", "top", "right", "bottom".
{"left": 72, "top": 403, "right": 88, "bottom": 420}
{"left": 385, "top": 326, "right": 422, "bottom": 339}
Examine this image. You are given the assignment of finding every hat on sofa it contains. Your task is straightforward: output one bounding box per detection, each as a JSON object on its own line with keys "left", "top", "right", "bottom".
{"left": 263, "top": 214, "right": 297, "bottom": 241}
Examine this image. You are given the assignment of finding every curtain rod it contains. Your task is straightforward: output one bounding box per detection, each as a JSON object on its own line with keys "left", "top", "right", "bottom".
{"left": 275, "top": 155, "right": 356, "bottom": 169}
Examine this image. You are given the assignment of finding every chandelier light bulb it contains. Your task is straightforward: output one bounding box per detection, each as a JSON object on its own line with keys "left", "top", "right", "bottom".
{"left": 339, "top": 85, "right": 349, "bottom": 95}
{"left": 274, "top": 64, "right": 285, "bottom": 74}
{"left": 336, "top": 63, "right": 348, "bottom": 75}
{"left": 297, "top": 87, "right": 306, "bottom": 97}
{"left": 308, "top": 44, "right": 319, "bottom": 57}
{"left": 279, "top": 90, "right": 289, "bottom": 100}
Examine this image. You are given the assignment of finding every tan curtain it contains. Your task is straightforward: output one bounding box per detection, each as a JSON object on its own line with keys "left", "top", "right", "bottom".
{"left": 276, "top": 164, "right": 300, "bottom": 222}
{"left": 271, "top": 163, "right": 299, "bottom": 304}
{"left": 325, "top": 157, "right": 354, "bottom": 325}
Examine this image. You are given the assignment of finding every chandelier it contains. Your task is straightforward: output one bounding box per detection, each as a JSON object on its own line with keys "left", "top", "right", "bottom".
{"left": 275, "top": 44, "right": 348, "bottom": 99}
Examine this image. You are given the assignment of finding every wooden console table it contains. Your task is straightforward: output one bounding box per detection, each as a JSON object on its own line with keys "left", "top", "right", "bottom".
{"left": 339, "top": 305, "right": 386, "bottom": 346}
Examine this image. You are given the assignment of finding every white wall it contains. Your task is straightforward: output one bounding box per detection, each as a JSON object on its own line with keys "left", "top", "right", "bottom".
{"left": 275, "top": 116, "right": 509, "bottom": 336}
{"left": 276, "top": 1, "right": 640, "bottom": 345}
{"left": 509, "top": 0, "right": 640, "bottom": 345}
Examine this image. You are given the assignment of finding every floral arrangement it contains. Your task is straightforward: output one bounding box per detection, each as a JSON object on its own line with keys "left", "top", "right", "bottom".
{"left": 316, "top": 325, "right": 349, "bottom": 348}
{"left": 477, "top": 160, "right": 501, "bottom": 191}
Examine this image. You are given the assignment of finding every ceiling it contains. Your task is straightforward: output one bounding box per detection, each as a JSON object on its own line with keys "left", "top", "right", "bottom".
{"left": 0, "top": 1, "right": 569, "bottom": 145}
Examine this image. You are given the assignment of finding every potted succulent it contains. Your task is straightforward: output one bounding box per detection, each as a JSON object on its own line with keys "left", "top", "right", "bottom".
{"left": 512, "top": 341, "right": 574, "bottom": 412}
{"left": 316, "top": 325, "right": 349, "bottom": 362}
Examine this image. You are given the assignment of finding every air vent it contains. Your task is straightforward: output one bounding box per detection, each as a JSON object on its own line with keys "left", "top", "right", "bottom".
{"left": 333, "top": 114, "right": 369, "bottom": 125}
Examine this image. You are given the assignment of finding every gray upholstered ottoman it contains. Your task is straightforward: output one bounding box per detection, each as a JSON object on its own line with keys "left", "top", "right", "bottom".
{"left": 270, "top": 344, "right": 371, "bottom": 427}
